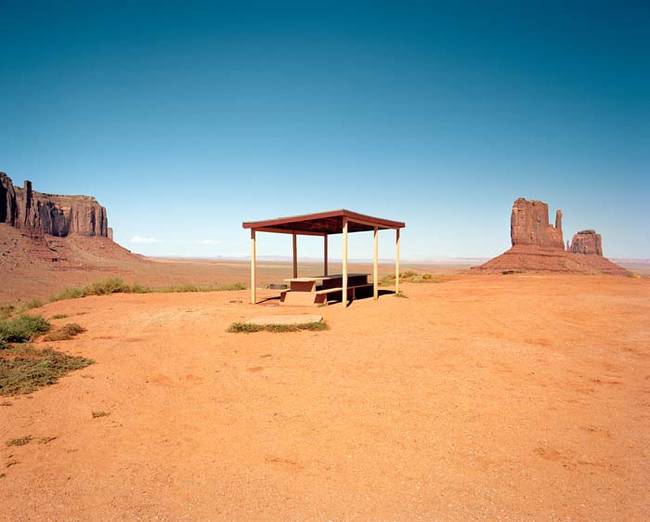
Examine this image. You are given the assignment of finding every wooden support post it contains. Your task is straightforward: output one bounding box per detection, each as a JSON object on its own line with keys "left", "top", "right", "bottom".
{"left": 292, "top": 233, "right": 298, "bottom": 278}
{"left": 395, "top": 228, "right": 400, "bottom": 295}
{"left": 250, "top": 229, "right": 257, "bottom": 304}
{"left": 373, "top": 226, "right": 379, "bottom": 300}
{"left": 342, "top": 218, "right": 349, "bottom": 306}
{"left": 323, "top": 235, "right": 328, "bottom": 276}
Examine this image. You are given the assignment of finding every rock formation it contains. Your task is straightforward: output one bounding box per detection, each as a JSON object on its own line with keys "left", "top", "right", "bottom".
{"left": 0, "top": 172, "right": 109, "bottom": 237}
{"left": 511, "top": 198, "right": 564, "bottom": 250}
{"left": 475, "top": 197, "right": 628, "bottom": 275}
{"left": 570, "top": 230, "right": 602, "bottom": 256}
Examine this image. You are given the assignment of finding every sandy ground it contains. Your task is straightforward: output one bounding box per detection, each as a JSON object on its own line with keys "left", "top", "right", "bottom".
{"left": 1, "top": 274, "right": 649, "bottom": 520}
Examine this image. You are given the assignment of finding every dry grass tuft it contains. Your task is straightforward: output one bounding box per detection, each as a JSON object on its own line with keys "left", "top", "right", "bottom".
{"left": 0, "top": 345, "right": 94, "bottom": 396}
{"left": 42, "top": 323, "right": 86, "bottom": 342}
{"left": 228, "top": 321, "right": 328, "bottom": 333}
{"left": 379, "top": 271, "right": 449, "bottom": 287}
{"left": 92, "top": 410, "right": 110, "bottom": 418}
{"left": 6, "top": 435, "right": 32, "bottom": 447}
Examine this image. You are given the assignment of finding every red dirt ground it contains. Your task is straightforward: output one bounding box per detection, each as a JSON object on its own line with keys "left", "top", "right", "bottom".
{"left": 1, "top": 274, "right": 648, "bottom": 520}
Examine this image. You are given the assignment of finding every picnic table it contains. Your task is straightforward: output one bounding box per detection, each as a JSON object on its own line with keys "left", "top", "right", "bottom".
{"left": 280, "top": 273, "right": 373, "bottom": 306}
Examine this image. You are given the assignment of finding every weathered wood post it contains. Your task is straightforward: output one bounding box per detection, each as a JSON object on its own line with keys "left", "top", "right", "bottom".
{"left": 250, "top": 229, "right": 257, "bottom": 304}
{"left": 292, "top": 233, "right": 298, "bottom": 278}
{"left": 342, "top": 218, "right": 349, "bottom": 306}
{"left": 395, "top": 228, "right": 400, "bottom": 295}
{"left": 373, "top": 226, "right": 379, "bottom": 300}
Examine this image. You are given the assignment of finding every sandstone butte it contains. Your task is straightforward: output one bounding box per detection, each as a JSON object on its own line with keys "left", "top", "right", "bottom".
{"left": 1, "top": 171, "right": 111, "bottom": 238}
{"left": 476, "top": 197, "right": 629, "bottom": 275}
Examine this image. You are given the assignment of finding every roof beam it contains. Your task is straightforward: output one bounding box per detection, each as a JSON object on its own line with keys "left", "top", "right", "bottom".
{"left": 256, "top": 226, "right": 327, "bottom": 236}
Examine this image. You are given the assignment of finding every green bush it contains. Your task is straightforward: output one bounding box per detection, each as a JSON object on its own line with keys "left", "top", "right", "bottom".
{"left": 0, "top": 315, "right": 51, "bottom": 343}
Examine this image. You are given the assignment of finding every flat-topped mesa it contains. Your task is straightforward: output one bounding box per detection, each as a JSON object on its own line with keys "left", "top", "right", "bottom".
{"left": 570, "top": 229, "right": 603, "bottom": 256}
{"left": 0, "top": 172, "right": 109, "bottom": 237}
{"left": 510, "top": 198, "right": 564, "bottom": 250}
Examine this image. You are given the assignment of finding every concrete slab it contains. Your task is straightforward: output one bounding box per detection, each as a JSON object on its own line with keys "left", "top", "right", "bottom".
{"left": 246, "top": 314, "right": 323, "bottom": 326}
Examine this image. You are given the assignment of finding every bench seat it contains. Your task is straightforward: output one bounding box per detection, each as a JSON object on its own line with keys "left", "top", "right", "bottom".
{"left": 314, "top": 283, "right": 373, "bottom": 295}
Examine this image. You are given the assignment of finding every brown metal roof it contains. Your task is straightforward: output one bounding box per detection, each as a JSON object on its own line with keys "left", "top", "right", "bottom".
{"left": 242, "top": 209, "right": 405, "bottom": 235}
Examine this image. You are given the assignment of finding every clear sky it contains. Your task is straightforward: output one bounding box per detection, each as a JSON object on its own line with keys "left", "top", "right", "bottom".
{"left": 1, "top": 1, "right": 648, "bottom": 259}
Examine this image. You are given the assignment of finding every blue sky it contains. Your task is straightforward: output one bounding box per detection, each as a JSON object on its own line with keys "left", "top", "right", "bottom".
{"left": 1, "top": 1, "right": 648, "bottom": 259}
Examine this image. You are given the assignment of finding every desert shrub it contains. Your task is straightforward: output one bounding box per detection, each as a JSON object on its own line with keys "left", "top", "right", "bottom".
{"left": 47, "top": 278, "right": 245, "bottom": 303}
{"left": 42, "top": 323, "right": 86, "bottom": 342}
{"left": 15, "top": 299, "right": 44, "bottom": 315}
{"left": 0, "top": 306, "right": 15, "bottom": 321}
{"left": 0, "top": 299, "right": 43, "bottom": 320}
{"left": 220, "top": 282, "right": 247, "bottom": 291}
{"left": 129, "top": 283, "right": 151, "bottom": 293}
{"left": 50, "top": 314, "right": 69, "bottom": 320}
{"left": 0, "top": 345, "right": 94, "bottom": 396}
{"left": 87, "top": 277, "right": 134, "bottom": 295}
{"left": 228, "top": 322, "right": 263, "bottom": 333}
{"left": 266, "top": 322, "right": 328, "bottom": 332}
{"left": 92, "top": 411, "right": 110, "bottom": 418}
{"left": 161, "top": 283, "right": 202, "bottom": 293}
{"left": 48, "top": 278, "right": 150, "bottom": 302}
{"left": 158, "top": 282, "right": 246, "bottom": 293}
{"left": 0, "top": 315, "right": 51, "bottom": 343}
{"left": 380, "top": 272, "right": 448, "bottom": 286}
{"left": 228, "top": 321, "right": 327, "bottom": 333}
{"left": 50, "top": 287, "right": 86, "bottom": 301}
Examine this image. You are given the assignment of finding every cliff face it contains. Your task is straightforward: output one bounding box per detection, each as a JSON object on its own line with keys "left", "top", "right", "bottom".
{"left": 0, "top": 172, "right": 109, "bottom": 237}
{"left": 510, "top": 198, "right": 564, "bottom": 250}
{"left": 570, "top": 230, "right": 603, "bottom": 256}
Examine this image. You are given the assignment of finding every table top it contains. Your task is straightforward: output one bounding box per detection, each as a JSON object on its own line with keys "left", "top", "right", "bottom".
{"left": 283, "top": 273, "right": 369, "bottom": 283}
